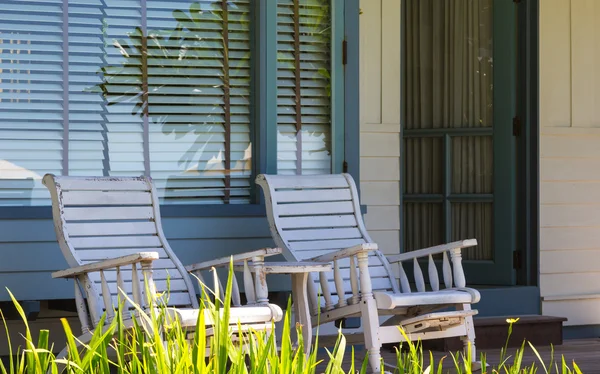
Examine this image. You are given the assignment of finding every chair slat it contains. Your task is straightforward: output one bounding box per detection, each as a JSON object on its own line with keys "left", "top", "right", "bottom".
{"left": 62, "top": 191, "right": 152, "bottom": 206}
{"left": 349, "top": 256, "right": 360, "bottom": 304}
{"left": 398, "top": 262, "right": 411, "bottom": 293}
{"left": 243, "top": 260, "right": 256, "bottom": 305}
{"left": 333, "top": 260, "right": 347, "bottom": 307}
{"left": 278, "top": 215, "right": 357, "bottom": 229}
{"left": 63, "top": 206, "right": 155, "bottom": 221}
{"left": 267, "top": 175, "right": 350, "bottom": 189}
{"left": 277, "top": 201, "right": 355, "bottom": 217}
{"left": 68, "top": 222, "right": 157, "bottom": 237}
{"left": 443, "top": 251, "right": 453, "bottom": 288}
{"left": 307, "top": 274, "right": 319, "bottom": 315}
{"left": 231, "top": 273, "right": 242, "bottom": 307}
{"left": 54, "top": 177, "right": 150, "bottom": 191}
{"left": 131, "top": 263, "right": 143, "bottom": 307}
{"left": 70, "top": 235, "right": 162, "bottom": 249}
{"left": 74, "top": 277, "right": 90, "bottom": 331}
{"left": 100, "top": 270, "right": 115, "bottom": 318}
{"left": 319, "top": 272, "right": 334, "bottom": 310}
{"left": 276, "top": 188, "right": 352, "bottom": 203}
{"left": 428, "top": 255, "right": 440, "bottom": 292}
{"left": 284, "top": 228, "right": 363, "bottom": 241}
{"left": 413, "top": 258, "right": 425, "bottom": 292}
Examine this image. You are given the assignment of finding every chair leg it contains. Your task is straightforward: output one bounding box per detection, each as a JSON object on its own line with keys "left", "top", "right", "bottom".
{"left": 361, "top": 298, "right": 382, "bottom": 373}
{"left": 458, "top": 304, "right": 481, "bottom": 371}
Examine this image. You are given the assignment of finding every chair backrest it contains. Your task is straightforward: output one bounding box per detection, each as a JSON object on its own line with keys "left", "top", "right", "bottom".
{"left": 43, "top": 174, "right": 198, "bottom": 325}
{"left": 256, "top": 174, "right": 399, "bottom": 308}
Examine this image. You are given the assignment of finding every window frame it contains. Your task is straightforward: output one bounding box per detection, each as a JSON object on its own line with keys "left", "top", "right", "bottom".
{"left": 1, "top": 0, "right": 360, "bottom": 219}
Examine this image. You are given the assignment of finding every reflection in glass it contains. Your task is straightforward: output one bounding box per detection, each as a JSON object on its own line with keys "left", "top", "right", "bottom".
{"left": 276, "top": 0, "right": 332, "bottom": 175}
{"left": 0, "top": 1, "right": 65, "bottom": 205}
{"left": 94, "top": 0, "right": 253, "bottom": 204}
{"left": 452, "top": 136, "right": 493, "bottom": 194}
{"left": 404, "top": 203, "right": 444, "bottom": 252}
{"left": 404, "top": 137, "right": 444, "bottom": 195}
{"left": 452, "top": 202, "right": 493, "bottom": 260}
{"left": 0, "top": 0, "right": 253, "bottom": 205}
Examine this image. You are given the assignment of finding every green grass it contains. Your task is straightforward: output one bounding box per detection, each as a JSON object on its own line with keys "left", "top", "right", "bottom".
{"left": 0, "top": 262, "right": 584, "bottom": 374}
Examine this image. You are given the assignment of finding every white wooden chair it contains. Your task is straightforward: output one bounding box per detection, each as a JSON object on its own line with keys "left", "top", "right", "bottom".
{"left": 43, "top": 174, "right": 284, "bottom": 362}
{"left": 256, "top": 173, "right": 481, "bottom": 372}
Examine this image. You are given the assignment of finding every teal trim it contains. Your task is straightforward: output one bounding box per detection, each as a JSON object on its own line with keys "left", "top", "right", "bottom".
{"left": 490, "top": 0, "right": 518, "bottom": 285}
{"left": 0, "top": 205, "right": 267, "bottom": 220}
{"left": 0, "top": 216, "right": 279, "bottom": 302}
{"left": 257, "top": 0, "right": 278, "bottom": 176}
{"left": 331, "top": 0, "right": 345, "bottom": 174}
{"left": 249, "top": 0, "right": 259, "bottom": 203}
{"left": 343, "top": 0, "right": 360, "bottom": 184}
{"left": 473, "top": 286, "right": 540, "bottom": 317}
{"left": 563, "top": 325, "right": 600, "bottom": 340}
{"left": 516, "top": 0, "right": 539, "bottom": 287}
{"left": 399, "top": 0, "right": 405, "bottom": 254}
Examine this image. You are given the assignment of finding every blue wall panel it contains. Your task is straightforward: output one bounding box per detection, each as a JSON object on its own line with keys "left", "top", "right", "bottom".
{"left": 0, "top": 216, "right": 287, "bottom": 302}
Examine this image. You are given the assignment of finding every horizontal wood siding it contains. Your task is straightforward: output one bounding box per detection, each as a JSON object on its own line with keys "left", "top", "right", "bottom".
{"left": 0, "top": 217, "right": 277, "bottom": 301}
{"left": 540, "top": 0, "right": 600, "bottom": 326}
{"left": 359, "top": 0, "right": 401, "bottom": 261}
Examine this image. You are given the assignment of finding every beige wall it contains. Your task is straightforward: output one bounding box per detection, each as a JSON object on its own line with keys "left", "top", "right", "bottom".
{"left": 540, "top": 0, "right": 600, "bottom": 326}
{"left": 359, "top": 0, "right": 402, "bottom": 258}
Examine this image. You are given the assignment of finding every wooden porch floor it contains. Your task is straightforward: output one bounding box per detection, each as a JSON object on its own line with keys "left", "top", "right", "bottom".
{"left": 318, "top": 339, "right": 600, "bottom": 373}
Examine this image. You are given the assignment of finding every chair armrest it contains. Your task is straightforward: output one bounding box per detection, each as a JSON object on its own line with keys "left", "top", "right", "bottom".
{"left": 235, "top": 261, "right": 332, "bottom": 274}
{"left": 185, "top": 248, "right": 282, "bottom": 273}
{"left": 385, "top": 239, "right": 477, "bottom": 264}
{"left": 52, "top": 252, "right": 160, "bottom": 279}
{"left": 308, "top": 243, "right": 378, "bottom": 263}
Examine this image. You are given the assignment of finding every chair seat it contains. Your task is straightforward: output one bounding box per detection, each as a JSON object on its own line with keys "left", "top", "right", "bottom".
{"left": 164, "top": 304, "right": 283, "bottom": 328}
{"left": 374, "top": 288, "right": 480, "bottom": 310}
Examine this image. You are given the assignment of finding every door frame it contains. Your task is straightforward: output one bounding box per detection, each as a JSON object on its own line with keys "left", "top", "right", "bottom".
{"left": 516, "top": 0, "right": 540, "bottom": 288}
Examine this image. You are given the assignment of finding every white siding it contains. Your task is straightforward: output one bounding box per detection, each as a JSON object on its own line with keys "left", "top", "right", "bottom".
{"left": 540, "top": 0, "right": 600, "bottom": 326}
{"left": 359, "top": 0, "right": 401, "bottom": 257}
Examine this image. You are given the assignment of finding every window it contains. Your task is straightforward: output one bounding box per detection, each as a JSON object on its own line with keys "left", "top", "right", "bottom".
{"left": 276, "top": 0, "right": 332, "bottom": 175}
{"left": 0, "top": 0, "right": 342, "bottom": 208}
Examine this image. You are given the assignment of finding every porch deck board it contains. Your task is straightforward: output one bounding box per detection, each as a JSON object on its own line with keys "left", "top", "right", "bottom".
{"left": 320, "top": 339, "right": 600, "bottom": 373}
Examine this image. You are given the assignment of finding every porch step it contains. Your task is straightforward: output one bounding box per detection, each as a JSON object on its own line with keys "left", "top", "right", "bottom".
{"left": 420, "top": 315, "right": 568, "bottom": 352}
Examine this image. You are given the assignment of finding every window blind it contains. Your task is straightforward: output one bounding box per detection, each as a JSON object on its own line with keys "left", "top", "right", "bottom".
{"left": 69, "top": 0, "right": 145, "bottom": 178}
{"left": 145, "top": 0, "right": 252, "bottom": 204}
{"left": 276, "top": 0, "right": 332, "bottom": 175}
{"left": 0, "top": 0, "right": 252, "bottom": 206}
{"left": 0, "top": 0, "right": 65, "bottom": 205}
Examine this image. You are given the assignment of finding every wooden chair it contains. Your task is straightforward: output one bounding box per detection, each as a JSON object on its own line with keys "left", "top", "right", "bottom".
{"left": 43, "top": 174, "right": 284, "bottom": 362}
{"left": 256, "top": 173, "right": 481, "bottom": 372}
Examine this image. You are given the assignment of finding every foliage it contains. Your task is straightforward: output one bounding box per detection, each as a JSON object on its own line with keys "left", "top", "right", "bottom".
{"left": 0, "top": 262, "right": 585, "bottom": 374}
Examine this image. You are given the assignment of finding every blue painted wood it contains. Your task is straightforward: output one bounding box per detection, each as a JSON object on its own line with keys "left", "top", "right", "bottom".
{"left": 343, "top": 0, "right": 360, "bottom": 184}
{"left": 474, "top": 286, "right": 540, "bottom": 317}
{"left": 0, "top": 203, "right": 268, "bottom": 220}
{"left": 331, "top": 0, "right": 345, "bottom": 174}
{"left": 0, "top": 216, "right": 280, "bottom": 301}
{"left": 257, "top": 0, "right": 277, "bottom": 176}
